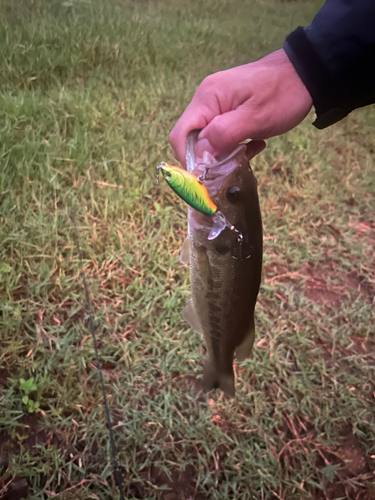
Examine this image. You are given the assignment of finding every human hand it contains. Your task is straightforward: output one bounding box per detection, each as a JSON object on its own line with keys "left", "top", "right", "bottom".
{"left": 169, "top": 49, "right": 313, "bottom": 167}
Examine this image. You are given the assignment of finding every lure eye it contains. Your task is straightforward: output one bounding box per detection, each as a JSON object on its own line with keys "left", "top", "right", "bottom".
{"left": 164, "top": 171, "right": 172, "bottom": 180}
{"left": 226, "top": 186, "right": 240, "bottom": 203}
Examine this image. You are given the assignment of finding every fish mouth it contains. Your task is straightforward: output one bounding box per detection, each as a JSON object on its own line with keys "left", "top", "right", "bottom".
{"left": 186, "top": 130, "right": 200, "bottom": 173}
{"left": 186, "top": 130, "right": 247, "bottom": 175}
{"left": 201, "top": 159, "right": 243, "bottom": 181}
{"left": 186, "top": 130, "right": 249, "bottom": 248}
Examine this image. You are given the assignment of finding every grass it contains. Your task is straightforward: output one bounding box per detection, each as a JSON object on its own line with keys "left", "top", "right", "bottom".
{"left": 0, "top": 0, "right": 374, "bottom": 498}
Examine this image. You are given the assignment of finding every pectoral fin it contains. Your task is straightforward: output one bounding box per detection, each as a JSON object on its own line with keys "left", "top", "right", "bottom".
{"left": 235, "top": 326, "right": 255, "bottom": 362}
{"left": 179, "top": 237, "right": 190, "bottom": 265}
{"left": 182, "top": 298, "right": 202, "bottom": 335}
{"left": 208, "top": 212, "right": 227, "bottom": 240}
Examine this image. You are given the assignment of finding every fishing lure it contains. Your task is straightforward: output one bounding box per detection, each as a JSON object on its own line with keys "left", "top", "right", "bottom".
{"left": 156, "top": 161, "right": 244, "bottom": 246}
{"left": 156, "top": 162, "right": 217, "bottom": 216}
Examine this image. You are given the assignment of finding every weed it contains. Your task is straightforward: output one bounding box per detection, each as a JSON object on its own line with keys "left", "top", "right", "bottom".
{"left": 19, "top": 378, "right": 40, "bottom": 414}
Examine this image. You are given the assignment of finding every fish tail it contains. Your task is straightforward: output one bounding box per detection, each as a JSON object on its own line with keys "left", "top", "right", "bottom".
{"left": 203, "top": 360, "right": 235, "bottom": 398}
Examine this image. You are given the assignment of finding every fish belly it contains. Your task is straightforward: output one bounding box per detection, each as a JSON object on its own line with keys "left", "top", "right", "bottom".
{"left": 189, "top": 235, "right": 257, "bottom": 396}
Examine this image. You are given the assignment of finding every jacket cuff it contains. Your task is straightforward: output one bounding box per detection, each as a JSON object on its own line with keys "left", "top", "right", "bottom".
{"left": 283, "top": 27, "right": 348, "bottom": 129}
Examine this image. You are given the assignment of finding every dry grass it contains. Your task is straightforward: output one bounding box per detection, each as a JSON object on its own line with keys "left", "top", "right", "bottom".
{"left": 0, "top": 0, "right": 374, "bottom": 499}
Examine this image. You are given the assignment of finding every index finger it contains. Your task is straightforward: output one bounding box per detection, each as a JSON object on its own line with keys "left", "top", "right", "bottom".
{"left": 169, "top": 104, "right": 209, "bottom": 168}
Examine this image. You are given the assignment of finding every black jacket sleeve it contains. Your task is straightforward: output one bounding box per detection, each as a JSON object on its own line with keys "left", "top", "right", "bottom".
{"left": 283, "top": 0, "right": 375, "bottom": 129}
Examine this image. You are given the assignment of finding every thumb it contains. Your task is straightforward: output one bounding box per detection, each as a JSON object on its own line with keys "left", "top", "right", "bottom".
{"left": 195, "top": 104, "right": 264, "bottom": 158}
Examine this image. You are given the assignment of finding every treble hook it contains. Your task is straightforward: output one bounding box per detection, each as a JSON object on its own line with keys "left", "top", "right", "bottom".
{"left": 230, "top": 226, "right": 244, "bottom": 260}
{"left": 155, "top": 163, "right": 163, "bottom": 185}
{"left": 197, "top": 167, "right": 209, "bottom": 183}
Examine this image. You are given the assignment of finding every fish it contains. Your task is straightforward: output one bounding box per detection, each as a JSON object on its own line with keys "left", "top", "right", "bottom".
{"left": 158, "top": 131, "right": 263, "bottom": 397}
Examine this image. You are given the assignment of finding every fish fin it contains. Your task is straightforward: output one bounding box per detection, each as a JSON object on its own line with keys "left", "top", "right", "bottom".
{"left": 179, "top": 237, "right": 190, "bottom": 265}
{"left": 208, "top": 213, "right": 227, "bottom": 240}
{"left": 235, "top": 326, "right": 255, "bottom": 362}
{"left": 182, "top": 298, "right": 202, "bottom": 335}
{"left": 203, "top": 360, "right": 235, "bottom": 398}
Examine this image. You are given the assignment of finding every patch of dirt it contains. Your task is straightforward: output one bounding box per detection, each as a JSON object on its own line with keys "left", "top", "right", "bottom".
{"left": 315, "top": 334, "right": 375, "bottom": 361}
{"left": 1, "top": 476, "right": 29, "bottom": 500}
{"left": 151, "top": 464, "right": 205, "bottom": 500}
{"left": 0, "top": 414, "right": 49, "bottom": 498}
{"left": 302, "top": 262, "right": 342, "bottom": 308}
{"left": 127, "top": 463, "right": 205, "bottom": 500}
{"left": 276, "top": 417, "right": 375, "bottom": 500}
{"left": 0, "top": 369, "right": 11, "bottom": 386}
{"left": 0, "top": 413, "right": 53, "bottom": 470}
{"left": 337, "top": 433, "right": 368, "bottom": 476}
{"left": 346, "top": 270, "right": 375, "bottom": 298}
{"left": 302, "top": 260, "right": 374, "bottom": 308}
{"left": 264, "top": 215, "right": 375, "bottom": 309}
{"left": 314, "top": 427, "right": 375, "bottom": 500}
{"left": 310, "top": 334, "right": 375, "bottom": 402}
{"left": 304, "top": 280, "right": 342, "bottom": 308}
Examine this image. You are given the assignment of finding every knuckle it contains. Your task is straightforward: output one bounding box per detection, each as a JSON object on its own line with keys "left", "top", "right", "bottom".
{"left": 200, "top": 74, "right": 216, "bottom": 90}
{"left": 197, "top": 74, "right": 219, "bottom": 100}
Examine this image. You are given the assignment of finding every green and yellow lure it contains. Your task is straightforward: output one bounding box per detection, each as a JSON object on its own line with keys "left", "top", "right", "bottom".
{"left": 157, "top": 162, "right": 217, "bottom": 216}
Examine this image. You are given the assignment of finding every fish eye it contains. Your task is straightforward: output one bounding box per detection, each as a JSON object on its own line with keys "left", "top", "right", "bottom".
{"left": 226, "top": 186, "right": 240, "bottom": 203}
{"left": 164, "top": 171, "right": 172, "bottom": 180}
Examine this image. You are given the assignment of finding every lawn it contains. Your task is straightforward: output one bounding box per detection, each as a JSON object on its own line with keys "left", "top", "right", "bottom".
{"left": 0, "top": 0, "right": 374, "bottom": 499}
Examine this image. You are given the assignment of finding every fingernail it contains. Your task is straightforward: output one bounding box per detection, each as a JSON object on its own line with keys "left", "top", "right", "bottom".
{"left": 195, "top": 138, "right": 215, "bottom": 158}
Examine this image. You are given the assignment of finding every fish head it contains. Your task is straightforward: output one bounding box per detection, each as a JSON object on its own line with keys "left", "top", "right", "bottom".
{"left": 189, "top": 145, "right": 262, "bottom": 257}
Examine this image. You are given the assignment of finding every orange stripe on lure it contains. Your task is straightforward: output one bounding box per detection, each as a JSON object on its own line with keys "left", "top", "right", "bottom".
{"left": 157, "top": 162, "right": 217, "bottom": 216}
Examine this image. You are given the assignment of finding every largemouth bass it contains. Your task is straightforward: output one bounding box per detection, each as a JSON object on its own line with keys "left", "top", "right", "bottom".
{"left": 179, "top": 131, "right": 263, "bottom": 397}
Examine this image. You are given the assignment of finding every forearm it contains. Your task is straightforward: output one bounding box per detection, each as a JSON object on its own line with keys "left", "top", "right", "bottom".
{"left": 284, "top": 0, "right": 375, "bottom": 129}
